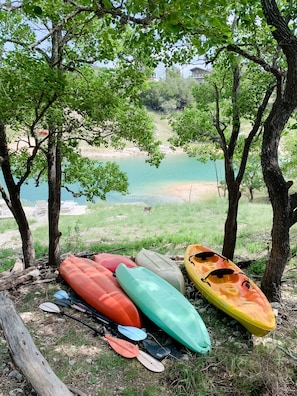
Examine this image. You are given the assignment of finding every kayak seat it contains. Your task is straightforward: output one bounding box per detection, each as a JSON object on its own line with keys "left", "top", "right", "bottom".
{"left": 203, "top": 268, "right": 236, "bottom": 281}
{"left": 193, "top": 251, "right": 228, "bottom": 263}
{"left": 219, "top": 285, "right": 240, "bottom": 297}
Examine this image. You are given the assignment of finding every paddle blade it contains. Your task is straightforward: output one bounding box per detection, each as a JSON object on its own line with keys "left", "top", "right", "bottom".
{"left": 117, "top": 325, "right": 147, "bottom": 341}
{"left": 142, "top": 339, "right": 171, "bottom": 360}
{"left": 39, "top": 302, "right": 61, "bottom": 314}
{"left": 53, "top": 290, "right": 69, "bottom": 300}
{"left": 104, "top": 335, "right": 139, "bottom": 358}
{"left": 136, "top": 350, "right": 165, "bottom": 372}
{"left": 53, "top": 299, "right": 72, "bottom": 308}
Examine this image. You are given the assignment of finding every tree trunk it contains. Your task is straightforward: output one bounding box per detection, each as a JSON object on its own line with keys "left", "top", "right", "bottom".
{"left": 261, "top": 103, "right": 292, "bottom": 301}
{"left": 260, "top": 0, "right": 297, "bottom": 301}
{"left": 48, "top": 131, "right": 62, "bottom": 268}
{"left": 222, "top": 182, "right": 241, "bottom": 260}
{"left": 0, "top": 292, "right": 73, "bottom": 395}
{"left": 0, "top": 121, "right": 35, "bottom": 268}
{"left": 47, "top": 26, "right": 64, "bottom": 268}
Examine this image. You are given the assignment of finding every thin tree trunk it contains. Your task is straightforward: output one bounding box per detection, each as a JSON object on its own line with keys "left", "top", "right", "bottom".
{"left": 261, "top": 103, "right": 292, "bottom": 301}
{"left": 48, "top": 131, "right": 62, "bottom": 267}
{"left": 0, "top": 121, "right": 35, "bottom": 268}
{"left": 222, "top": 184, "right": 241, "bottom": 260}
{"left": 47, "top": 26, "right": 63, "bottom": 268}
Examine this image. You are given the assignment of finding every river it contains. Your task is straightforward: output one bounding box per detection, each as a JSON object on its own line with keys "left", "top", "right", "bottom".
{"left": 1, "top": 154, "right": 224, "bottom": 205}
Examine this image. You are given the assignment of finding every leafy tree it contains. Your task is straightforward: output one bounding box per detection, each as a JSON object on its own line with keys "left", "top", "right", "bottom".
{"left": 234, "top": 0, "right": 297, "bottom": 301}
{"left": 170, "top": 54, "right": 272, "bottom": 259}
{"left": 141, "top": 0, "right": 297, "bottom": 301}
{"left": 1, "top": 1, "right": 297, "bottom": 300}
{"left": 0, "top": 1, "right": 163, "bottom": 267}
{"left": 141, "top": 68, "right": 197, "bottom": 112}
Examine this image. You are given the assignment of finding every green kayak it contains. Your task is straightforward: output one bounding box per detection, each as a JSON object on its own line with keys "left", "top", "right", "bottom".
{"left": 116, "top": 264, "right": 211, "bottom": 354}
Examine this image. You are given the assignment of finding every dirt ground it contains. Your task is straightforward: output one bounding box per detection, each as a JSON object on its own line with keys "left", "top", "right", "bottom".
{"left": 1, "top": 264, "right": 297, "bottom": 396}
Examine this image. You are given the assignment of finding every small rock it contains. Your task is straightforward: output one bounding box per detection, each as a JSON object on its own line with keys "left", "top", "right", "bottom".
{"left": 8, "top": 370, "right": 23, "bottom": 382}
{"left": 9, "top": 389, "right": 24, "bottom": 395}
{"left": 270, "top": 302, "right": 282, "bottom": 309}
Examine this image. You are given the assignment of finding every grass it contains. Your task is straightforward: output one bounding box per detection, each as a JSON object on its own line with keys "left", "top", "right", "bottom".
{"left": 1, "top": 194, "right": 297, "bottom": 395}
{"left": 52, "top": 197, "right": 275, "bottom": 261}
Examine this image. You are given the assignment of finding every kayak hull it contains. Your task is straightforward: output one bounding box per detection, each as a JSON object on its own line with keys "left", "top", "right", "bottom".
{"left": 116, "top": 264, "right": 211, "bottom": 354}
{"left": 93, "top": 252, "right": 137, "bottom": 272}
{"left": 135, "top": 248, "right": 186, "bottom": 294}
{"left": 184, "top": 245, "right": 276, "bottom": 336}
{"left": 59, "top": 255, "right": 142, "bottom": 328}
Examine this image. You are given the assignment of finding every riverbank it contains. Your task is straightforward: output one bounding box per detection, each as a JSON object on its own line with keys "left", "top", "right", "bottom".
{"left": 0, "top": 182, "right": 219, "bottom": 249}
{"left": 162, "top": 181, "right": 219, "bottom": 203}
{"left": 80, "top": 144, "right": 182, "bottom": 158}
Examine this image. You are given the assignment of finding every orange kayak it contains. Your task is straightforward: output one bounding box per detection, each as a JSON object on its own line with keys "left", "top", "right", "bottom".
{"left": 184, "top": 245, "right": 276, "bottom": 336}
{"left": 59, "top": 255, "right": 142, "bottom": 328}
{"left": 93, "top": 252, "right": 137, "bottom": 272}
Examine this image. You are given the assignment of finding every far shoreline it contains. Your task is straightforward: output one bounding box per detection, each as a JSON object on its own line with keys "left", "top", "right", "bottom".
{"left": 161, "top": 181, "right": 219, "bottom": 203}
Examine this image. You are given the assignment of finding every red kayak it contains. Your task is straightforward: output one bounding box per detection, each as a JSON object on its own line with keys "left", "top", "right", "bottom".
{"left": 59, "top": 255, "right": 142, "bottom": 328}
{"left": 93, "top": 252, "right": 137, "bottom": 272}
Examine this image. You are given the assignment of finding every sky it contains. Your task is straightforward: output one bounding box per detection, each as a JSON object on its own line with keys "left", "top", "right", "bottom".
{"left": 154, "top": 60, "right": 210, "bottom": 80}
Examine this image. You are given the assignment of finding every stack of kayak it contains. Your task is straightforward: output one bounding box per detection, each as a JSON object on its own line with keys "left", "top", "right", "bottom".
{"left": 59, "top": 250, "right": 211, "bottom": 354}
{"left": 59, "top": 254, "right": 141, "bottom": 328}
{"left": 58, "top": 244, "right": 276, "bottom": 361}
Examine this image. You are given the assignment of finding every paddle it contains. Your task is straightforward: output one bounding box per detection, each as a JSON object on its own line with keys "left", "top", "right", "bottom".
{"left": 53, "top": 290, "right": 147, "bottom": 342}
{"left": 39, "top": 302, "right": 165, "bottom": 372}
{"left": 39, "top": 302, "right": 139, "bottom": 359}
{"left": 137, "top": 350, "right": 165, "bottom": 372}
{"left": 54, "top": 297, "right": 172, "bottom": 362}
{"left": 142, "top": 339, "right": 171, "bottom": 360}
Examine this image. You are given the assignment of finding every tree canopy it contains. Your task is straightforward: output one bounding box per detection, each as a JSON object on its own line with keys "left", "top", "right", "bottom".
{"left": 1, "top": 0, "right": 297, "bottom": 301}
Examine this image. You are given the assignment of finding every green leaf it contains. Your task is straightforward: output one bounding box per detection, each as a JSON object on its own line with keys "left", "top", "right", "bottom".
{"left": 32, "top": 6, "right": 43, "bottom": 16}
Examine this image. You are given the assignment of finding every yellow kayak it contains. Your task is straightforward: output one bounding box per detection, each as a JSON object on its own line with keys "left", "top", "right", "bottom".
{"left": 184, "top": 244, "right": 276, "bottom": 337}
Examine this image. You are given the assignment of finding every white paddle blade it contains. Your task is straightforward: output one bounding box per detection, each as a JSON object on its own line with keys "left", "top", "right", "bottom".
{"left": 136, "top": 350, "right": 165, "bottom": 372}
{"left": 39, "top": 302, "right": 61, "bottom": 314}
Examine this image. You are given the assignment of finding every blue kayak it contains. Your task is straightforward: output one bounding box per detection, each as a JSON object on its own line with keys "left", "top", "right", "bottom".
{"left": 116, "top": 264, "right": 211, "bottom": 354}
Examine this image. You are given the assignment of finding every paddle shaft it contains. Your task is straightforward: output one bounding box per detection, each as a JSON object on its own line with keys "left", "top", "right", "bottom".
{"left": 55, "top": 290, "right": 135, "bottom": 331}
{"left": 60, "top": 310, "right": 163, "bottom": 367}
{"left": 70, "top": 302, "right": 111, "bottom": 327}
{"left": 41, "top": 304, "right": 139, "bottom": 358}
{"left": 62, "top": 303, "right": 166, "bottom": 360}
{"left": 59, "top": 310, "right": 105, "bottom": 336}
{"left": 70, "top": 295, "right": 120, "bottom": 328}
{"left": 54, "top": 293, "right": 147, "bottom": 342}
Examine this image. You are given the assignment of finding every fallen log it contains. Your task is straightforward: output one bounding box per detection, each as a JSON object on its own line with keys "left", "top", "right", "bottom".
{"left": 0, "top": 292, "right": 73, "bottom": 396}
{"left": 0, "top": 265, "right": 57, "bottom": 291}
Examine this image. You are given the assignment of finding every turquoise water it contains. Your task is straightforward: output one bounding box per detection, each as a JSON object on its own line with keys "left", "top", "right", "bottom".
{"left": 105, "top": 155, "right": 224, "bottom": 204}
{"left": 1, "top": 154, "right": 224, "bottom": 205}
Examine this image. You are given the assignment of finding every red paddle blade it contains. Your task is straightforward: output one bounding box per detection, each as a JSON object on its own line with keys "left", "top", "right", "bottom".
{"left": 104, "top": 335, "right": 139, "bottom": 358}
{"left": 136, "top": 350, "right": 165, "bottom": 372}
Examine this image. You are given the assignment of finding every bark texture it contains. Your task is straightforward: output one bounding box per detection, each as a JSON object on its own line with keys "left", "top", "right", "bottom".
{"left": 260, "top": 0, "right": 297, "bottom": 301}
